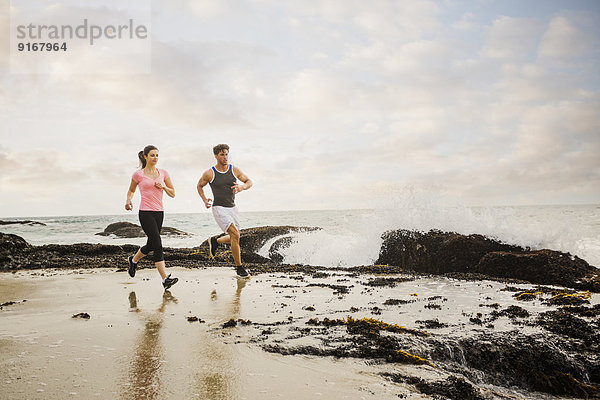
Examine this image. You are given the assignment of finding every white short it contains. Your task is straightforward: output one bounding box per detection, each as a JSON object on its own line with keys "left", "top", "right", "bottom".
{"left": 212, "top": 205, "right": 240, "bottom": 233}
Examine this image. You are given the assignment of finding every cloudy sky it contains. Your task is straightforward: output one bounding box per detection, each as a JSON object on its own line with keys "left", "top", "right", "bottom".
{"left": 1, "top": 0, "right": 599, "bottom": 217}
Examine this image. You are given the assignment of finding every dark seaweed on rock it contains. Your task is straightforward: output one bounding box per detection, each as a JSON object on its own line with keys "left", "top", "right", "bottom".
{"left": 268, "top": 236, "right": 293, "bottom": 263}
{"left": 376, "top": 229, "right": 600, "bottom": 291}
{"left": 537, "top": 309, "right": 600, "bottom": 346}
{"left": 477, "top": 250, "right": 598, "bottom": 292}
{"left": 560, "top": 304, "right": 600, "bottom": 318}
{"left": 415, "top": 319, "right": 448, "bottom": 329}
{"left": 96, "top": 221, "right": 189, "bottom": 238}
{"left": 4, "top": 226, "right": 600, "bottom": 292}
{"left": 364, "top": 276, "right": 413, "bottom": 287}
{"left": 265, "top": 307, "right": 599, "bottom": 397}
{"left": 0, "top": 233, "right": 31, "bottom": 265}
{"left": 382, "top": 374, "right": 486, "bottom": 400}
{"left": 0, "top": 228, "right": 312, "bottom": 270}
{"left": 512, "top": 287, "right": 593, "bottom": 305}
{"left": 199, "top": 226, "right": 321, "bottom": 264}
{"left": 0, "top": 220, "right": 46, "bottom": 226}
{"left": 384, "top": 298, "right": 416, "bottom": 305}
{"left": 376, "top": 229, "right": 523, "bottom": 274}
{"left": 0, "top": 233, "right": 30, "bottom": 253}
{"left": 446, "top": 333, "right": 600, "bottom": 398}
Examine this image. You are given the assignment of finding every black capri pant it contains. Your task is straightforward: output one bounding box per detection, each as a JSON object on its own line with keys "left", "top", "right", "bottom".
{"left": 139, "top": 210, "right": 164, "bottom": 262}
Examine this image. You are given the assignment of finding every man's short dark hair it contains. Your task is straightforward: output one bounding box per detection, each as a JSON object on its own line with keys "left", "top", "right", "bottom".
{"left": 213, "top": 144, "right": 230, "bottom": 155}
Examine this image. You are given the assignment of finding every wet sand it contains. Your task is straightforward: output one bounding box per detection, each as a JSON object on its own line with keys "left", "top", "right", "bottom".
{"left": 1, "top": 267, "right": 597, "bottom": 399}
{"left": 0, "top": 268, "right": 426, "bottom": 399}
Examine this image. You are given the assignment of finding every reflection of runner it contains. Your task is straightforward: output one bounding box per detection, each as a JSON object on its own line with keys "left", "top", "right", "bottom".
{"left": 197, "top": 144, "right": 253, "bottom": 277}
{"left": 230, "top": 278, "right": 247, "bottom": 317}
{"left": 124, "top": 290, "right": 177, "bottom": 399}
{"left": 125, "top": 145, "right": 178, "bottom": 290}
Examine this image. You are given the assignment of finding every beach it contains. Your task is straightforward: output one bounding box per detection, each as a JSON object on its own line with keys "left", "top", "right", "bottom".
{"left": 1, "top": 267, "right": 412, "bottom": 400}
{"left": 1, "top": 262, "right": 598, "bottom": 399}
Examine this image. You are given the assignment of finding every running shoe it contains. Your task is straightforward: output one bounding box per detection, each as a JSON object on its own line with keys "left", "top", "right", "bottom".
{"left": 208, "top": 236, "right": 219, "bottom": 259}
{"left": 162, "top": 274, "right": 179, "bottom": 290}
{"left": 128, "top": 256, "right": 137, "bottom": 278}
{"left": 236, "top": 265, "right": 250, "bottom": 278}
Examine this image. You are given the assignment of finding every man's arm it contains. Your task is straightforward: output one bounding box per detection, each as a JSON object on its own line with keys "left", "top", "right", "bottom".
{"left": 197, "top": 169, "right": 214, "bottom": 208}
{"left": 232, "top": 166, "right": 253, "bottom": 194}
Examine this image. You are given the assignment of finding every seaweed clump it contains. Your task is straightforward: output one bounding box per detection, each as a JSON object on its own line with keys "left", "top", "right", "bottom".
{"left": 546, "top": 291, "right": 591, "bottom": 306}
{"left": 268, "top": 316, "right": 433, "bottom": 366}
{"left": 382, "top": 374, "right": 485, "bottom": 400}
{"left": 308, "top": 316, "right": 429, "bottom": 337}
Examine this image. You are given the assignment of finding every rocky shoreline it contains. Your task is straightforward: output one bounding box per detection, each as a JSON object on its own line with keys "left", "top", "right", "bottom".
{"left": 0, "top": 219, "right": 46, "bottom": 226}
{"left": 1, "top": 226, "right": 599, "bottom": 398}
{"left": 95, "top": 221, "right": 190, "bottom": 238}
{"left": 2, "top": 225, "right": 598, "bottom": 287}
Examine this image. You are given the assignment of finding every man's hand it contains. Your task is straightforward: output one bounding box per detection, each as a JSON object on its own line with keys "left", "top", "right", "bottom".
{"left": 231, "top": 182, "right": 245, "bottom": 194}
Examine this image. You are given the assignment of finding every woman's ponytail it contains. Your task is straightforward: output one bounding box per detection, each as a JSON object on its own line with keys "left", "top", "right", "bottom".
{"left": 138, "top": 151, "right": 146, "bottom": 168}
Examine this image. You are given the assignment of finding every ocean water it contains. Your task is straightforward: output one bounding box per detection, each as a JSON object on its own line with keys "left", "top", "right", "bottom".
{"left": 1, "top": 204, "right": 599, "bottom": 268}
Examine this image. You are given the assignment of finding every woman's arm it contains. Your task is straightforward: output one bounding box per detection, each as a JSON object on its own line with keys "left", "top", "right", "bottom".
{"left": 161, "top": 177, "right": 176, "bottom": 198}
{"left": 125, "top": 179, "right": 137, "bottom": 210}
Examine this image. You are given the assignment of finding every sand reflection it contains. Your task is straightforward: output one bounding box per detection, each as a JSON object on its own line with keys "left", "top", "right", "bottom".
{"left": 121, "top": 290, "right": 177, "bottom": 400}
{"left": 192, "top": 277, "right": 248, "bottom": 399}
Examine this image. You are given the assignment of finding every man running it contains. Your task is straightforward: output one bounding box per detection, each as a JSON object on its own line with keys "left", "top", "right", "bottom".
{"left": 197, "top": 144, "right": 253, "bottom": 277}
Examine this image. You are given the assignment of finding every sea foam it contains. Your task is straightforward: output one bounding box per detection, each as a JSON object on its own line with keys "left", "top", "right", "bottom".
{"left": 262, "top": 192, "right": 600, "bottom": 268}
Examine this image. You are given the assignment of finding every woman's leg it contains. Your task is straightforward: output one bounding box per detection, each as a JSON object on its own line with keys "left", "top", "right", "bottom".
{"left": 132, "top": 211, "right": 153, "bottom": 265}
{"left": 155, "top": 260, "right": 167, "bottom": 280}
{"left": 139, "top": 211, "right": 166, "bottom": 279}
{"left": 132, "top": 248, "right": 146, "bottom": 263}
{"left": 153, "top": 212, "right": 167, "bottom": 279}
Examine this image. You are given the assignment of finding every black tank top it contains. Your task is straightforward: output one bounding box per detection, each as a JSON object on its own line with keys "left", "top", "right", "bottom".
{"left": 209, "top": 164, "right": 236, "bottom": 207}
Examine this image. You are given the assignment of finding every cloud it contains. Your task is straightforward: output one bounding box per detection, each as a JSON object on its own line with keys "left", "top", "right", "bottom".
{"left": 452, "top": 12, "right": 477, "bottom": 31}
{"left": 2, "top": 0, "right": 600, "bottom": 216}
{"left": 538, "top": 15, "right": 590, "bottom": 59}
{"left": 350, "top": 0, "right": 441, "bottom": 41}
{"left": 187, "top": 0, "right": 232, "bottom": 19}
{"left": 57, "top": 41, "right": 256, "bottom": 130}
{"left": 481, "top": 16, "right": 542, "bottom": 60}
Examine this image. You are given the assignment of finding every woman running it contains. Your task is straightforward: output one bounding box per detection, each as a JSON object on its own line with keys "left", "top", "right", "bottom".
{"left": 125, "top": 145, "right": 178, "bottom": 290}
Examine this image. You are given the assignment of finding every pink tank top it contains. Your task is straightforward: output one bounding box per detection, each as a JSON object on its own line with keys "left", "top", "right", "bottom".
{"left": 132, "top": 169, "right": 170, "bottom": 211}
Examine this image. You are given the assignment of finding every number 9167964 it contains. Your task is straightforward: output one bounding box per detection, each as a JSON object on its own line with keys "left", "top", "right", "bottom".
{"left": 17, "top": 42, "right": 67, "bottom": 51}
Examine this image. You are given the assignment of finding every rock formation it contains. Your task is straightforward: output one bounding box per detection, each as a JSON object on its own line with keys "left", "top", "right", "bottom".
{"left": 376, "top": 229, "right": 600, "bottom": 291}
{"left": 95, "top": 221, "right": 189, "bottom": 238}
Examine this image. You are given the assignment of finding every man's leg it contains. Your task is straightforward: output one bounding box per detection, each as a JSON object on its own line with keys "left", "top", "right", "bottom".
{"left": 217, "top": 235, "right": 230, "bottom": 245}
{"left": 226, "top": 224, "right": 242, "bottom": 266}
{"left": 209, "top": 234, "right": 229, "bottom": 259}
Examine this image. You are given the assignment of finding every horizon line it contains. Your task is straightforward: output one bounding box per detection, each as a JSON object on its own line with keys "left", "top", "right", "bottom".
{"left": 1, "top": 202, "right": 599, "bottom": 220}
